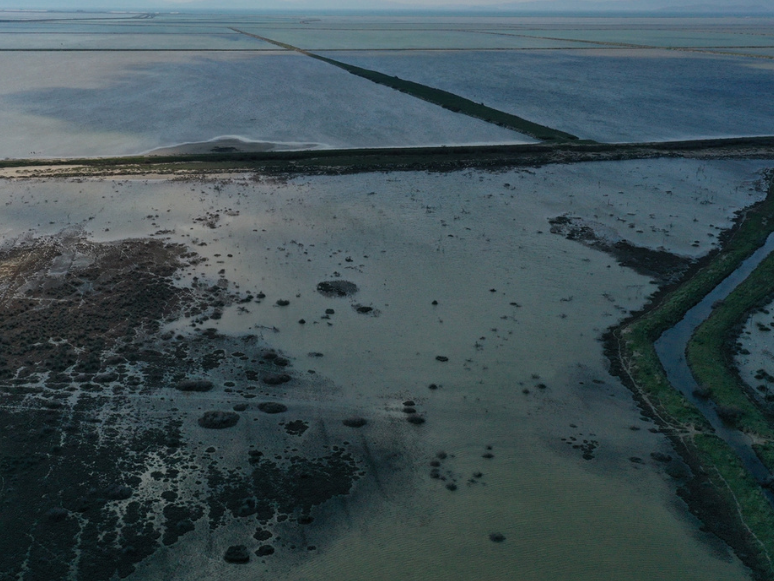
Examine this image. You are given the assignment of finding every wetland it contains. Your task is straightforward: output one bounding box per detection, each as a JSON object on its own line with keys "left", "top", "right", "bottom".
{"left": 2, "top": 9, "right": 774, "bottom": 581}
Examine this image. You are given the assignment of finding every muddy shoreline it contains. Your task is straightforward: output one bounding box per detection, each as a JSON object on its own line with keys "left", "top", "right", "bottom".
{"left": 1, "top": 135, "right": 774, "bottom": 178}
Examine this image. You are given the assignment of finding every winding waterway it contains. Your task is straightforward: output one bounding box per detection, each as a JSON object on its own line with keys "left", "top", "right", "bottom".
{"left": 655, "top": 232, "right": 774, "bottom": 488}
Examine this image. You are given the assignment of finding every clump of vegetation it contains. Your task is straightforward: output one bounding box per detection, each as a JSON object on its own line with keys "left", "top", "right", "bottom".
{"left": 716, "top": 404, "right": 744, "bottom": 425}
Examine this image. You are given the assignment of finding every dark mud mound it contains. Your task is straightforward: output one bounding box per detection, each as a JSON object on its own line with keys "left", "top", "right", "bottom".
{"left": 46, "top": 508, "right": 69, "bottom": 522}
{"left": 224, "top": 545, "right": 250, "bottom": 563}
{"left": 353, "top": 304, "right": 380, "bottom": 317}
{"left": 255, "top": 544, "right": 275, "bottom": 557}
{"left": 317, "top": 280, "right": 358, "bottom": 298}
{"left": 549, "top": 215, "right": 693, "bottom": 283}
{"left": 342, "top": 417, "right": 367, "bottom": 428}
{"left": 284, "top": 420, "right": 309, "bottom": 436}
{"left": 258, "top": 402, "right": 288, "bottom": 414}
{"left": 611, "top": 240, "right": 692, "bottom": 283}
{"left": 262, "top": 373, "right": 291, "bottom": 386}
{"left": 198, "top": 411, "right": 240, "bottom": 429}
{"left": 104, "top": 484, "right": 134, "bottom": 500}
{"left": 207, "top": 448, "right": 361, "bottom": 529}
{"left": 177, "top": 379, "right": 214, "bottom": 392}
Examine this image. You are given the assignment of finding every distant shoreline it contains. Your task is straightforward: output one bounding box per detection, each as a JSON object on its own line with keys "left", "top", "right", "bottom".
{"left": 2, "top": 135, "right": 773, "bottom": 178}
{"left": 2, "top": 9, "right": 772, "bottom": 17}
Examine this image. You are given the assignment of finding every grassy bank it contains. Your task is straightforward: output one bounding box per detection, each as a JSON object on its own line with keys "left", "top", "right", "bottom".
{"left": 693, "top": 433, "right": 774, "bottom": 562}
{"left": 609, "top": 171, "right": 774, "bottom": 578}
{"left": 614, "top": 174, "right": 774, "bottom": 426}
{"left": 687, "top": 235, "right": 774, "bottom": 454}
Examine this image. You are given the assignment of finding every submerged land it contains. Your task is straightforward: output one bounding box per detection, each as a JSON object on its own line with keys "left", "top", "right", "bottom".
{"left": 2, "top": 10, "right": 774, "bottom": 581}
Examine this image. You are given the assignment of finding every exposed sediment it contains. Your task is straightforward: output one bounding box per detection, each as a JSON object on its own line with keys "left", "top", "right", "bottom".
{"left": 2, "top": 136, "right": 773, "bottom": 179}
{"left": 549, "top": 214, "right": 694, "bottom": 284}
{"left": 0, "top": 231, "right": 401, "bottom": 580}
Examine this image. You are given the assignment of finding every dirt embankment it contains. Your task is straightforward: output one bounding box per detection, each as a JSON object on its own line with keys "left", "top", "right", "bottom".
{"left": 2, "top": 136, "right": 773, "bottom": 179}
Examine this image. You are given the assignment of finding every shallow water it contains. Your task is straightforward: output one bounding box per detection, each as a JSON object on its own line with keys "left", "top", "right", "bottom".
{"left": 238, "top": 26, "right": 584, "bottom": 50}
{"left": 0, "top": 51, "right": 529, "bottom": 159}
{"left": 699, "top": 48, "right": 774, "bottom": 58}
{"left": 1, "top": 158, "right": 767, "bottom": 580}
{"left": 515, "top": 28, "right": 774, "bottom": 48}
{"left": 0, "top": 32, "right": 278, "bottom": 50}
{"left": 333, "top": 49, "right": 774, "bottom": 142}
{"left": 1, "top": 13, "right": 771, "bottom": 155}
{"left": 736, "top": 301, "right": 774, "bottom": 405}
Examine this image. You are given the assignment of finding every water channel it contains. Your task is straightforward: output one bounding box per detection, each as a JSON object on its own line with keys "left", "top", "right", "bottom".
{"left": 655, "top": 232, "right": 774, "bottom": 489}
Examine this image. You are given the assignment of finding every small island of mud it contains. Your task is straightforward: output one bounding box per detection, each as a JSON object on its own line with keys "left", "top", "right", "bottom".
{"left": 549, "top": 214, "right": 693, "bottom": 283}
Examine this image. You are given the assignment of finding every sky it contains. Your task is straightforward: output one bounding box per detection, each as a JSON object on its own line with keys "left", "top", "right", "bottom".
{"left": 0, "top": 0, "right": 769, "bottom": 11}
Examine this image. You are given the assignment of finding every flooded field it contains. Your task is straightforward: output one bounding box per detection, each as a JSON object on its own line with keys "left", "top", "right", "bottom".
{"left": 0, "top": 32, "right": 278, "bottom": 50}
{"left": 0, "top": 13, "right": 772, "bottom": 157}
{"left": 1, "top": 158, "right": 770, "bottom": 580}
{"left": 0, "top": 51, "right": 527, "bottom": 159}
{"left": 333, "top": 49, "right": 774, "bottom": 143}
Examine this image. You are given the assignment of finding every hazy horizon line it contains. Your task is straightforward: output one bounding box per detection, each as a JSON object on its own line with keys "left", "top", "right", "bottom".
{"left": 1, "top": 6, "right": 773, "bottom": 14}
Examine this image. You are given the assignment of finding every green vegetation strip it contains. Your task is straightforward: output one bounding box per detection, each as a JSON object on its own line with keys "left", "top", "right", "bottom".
{"left": 694, "top": 433, "right": 774, "bottom": 566}
{"left": 687, "top": 231, "right": 774, "bottom": 447}
{"left": 618, "top": 174, "right": 774, "bottom": 424}
{"left": 611, "top": 173, "right": 774, "bottom": 574}
{"left": 307, "top": 53, "right": 580, "bottom": 142}
{"left": 230, "top": 28, "right": 579, "bottom": 142}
